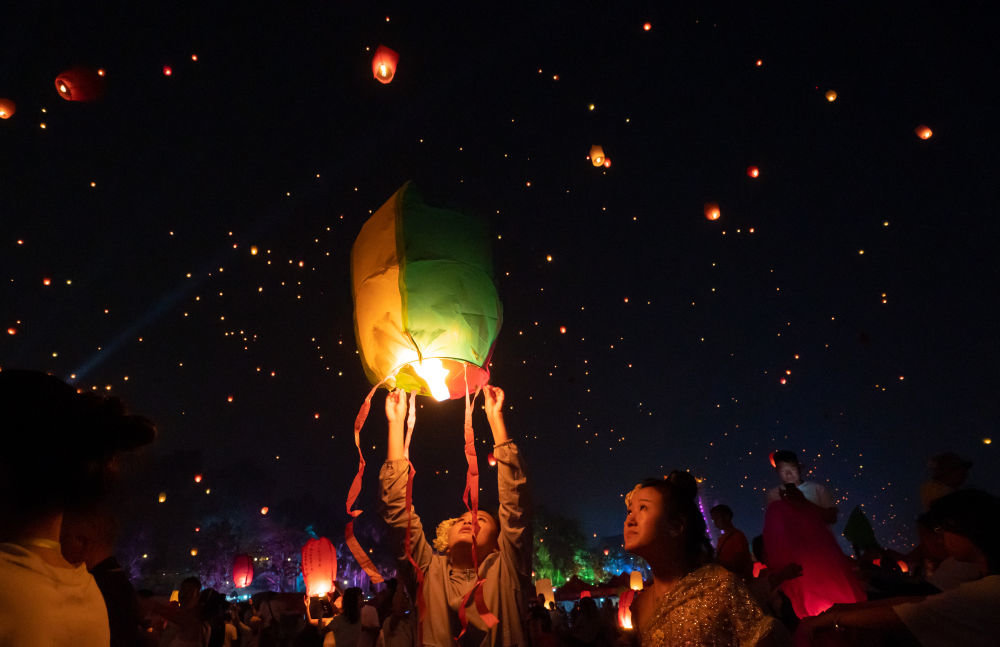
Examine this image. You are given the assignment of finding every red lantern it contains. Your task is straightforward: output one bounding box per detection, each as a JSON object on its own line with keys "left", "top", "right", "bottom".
{"left": 232, "top": 553, "right": 254, "bottom": 588}
{"left": 302, "top": 537, "right": 338, "bottom": 596}
{"left": 487, "top": 452, "right": 497, "bottom": 467}
{"left": 914, "top": 125, "right": 933, "bottom": 140}
{"left": 0, "top": 98, "right": 15, "bottom": 119}
{"left": 768, "top": 452, "right": 776, "bottom": 468}
{"left": 618, "top": 588, "right": 636, "bottom": 629}
{"left": 704, "top": 202, "right": 721, "bottom": 221}
{"left": 372, "top": 45, "right": 399, "bottom": 84}
{"left": 746, "top": 166, "right": 760, "bottom": 178}
{"left": 54, "top": 66, "right": 106, "bottom": 102}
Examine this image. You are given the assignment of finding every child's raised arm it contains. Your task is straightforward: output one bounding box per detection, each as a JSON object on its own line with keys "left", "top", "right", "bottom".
{"left": 385, "top": 388, "right": 407, "bottom": 460}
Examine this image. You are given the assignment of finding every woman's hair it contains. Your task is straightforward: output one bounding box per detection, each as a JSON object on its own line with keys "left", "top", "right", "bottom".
{"left": 626, "top": 471, "right": 713, "bottom": 565}
{"left": 0, "top": 370, "right": 156, "bottom": 522}
{"left": 924, "top": 489, "right": 1000, "bottom": 573}
{"left": 341, "top": 587, "right": 363, "bottom": 624}
{"left": 432, "top": 509, "right": 499, "bottom": 553}
{"left": 772, "top": 450, "right": 799, "bottom": 467}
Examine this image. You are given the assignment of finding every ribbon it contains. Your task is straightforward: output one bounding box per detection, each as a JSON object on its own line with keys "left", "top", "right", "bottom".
{"left": 344, "top": 381, "right": 385, "bottom": 584}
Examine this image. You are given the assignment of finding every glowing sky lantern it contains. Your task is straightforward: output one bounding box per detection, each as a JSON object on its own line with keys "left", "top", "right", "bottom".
{"left": 534, "top": 578, "right": 555, "bottom": 608}
{"left": 54, "top": 66, "right": 106, "bottom": 102}
{"left": 302, "top": 537, "right": 338, "bottom": 597}
{"left": 260, "top": 506, "right": 269, "bottom": 515}
{"left": 351, "top": 182, "right": 501, "bottom": 400}
{"left": 618, "top": 588, "right": 636, "bottom": 629}
{"left": 232, "top": 553, "right": 254, "bottom": 588}
{"left": 0, "top": 98, "right": 15, "bottom": 119}
{"left": 704, "top": 202, "right": 721, "bottom": 221}
{"left": 589, "top": 145, "right": 606, "bottom": 167}
{"left": 629, "top": 570, "right": 644, "bottom": 590}
{"left": 158, "top": 492, "right": 167, "bottom": 503}
{"left": 194, "top": 473, "right": 202, "bottom": 483}
{"left": 746, "top": 166, "right": 760, "bottom": 178}
{"left": 825, "top": 90, "right": 838, "bottom": 102}
{"left": 372, "top": 45, "right": 399, "bottom": 84}
{"left": 915, "top": 125, "right": 933, "bottom": 140}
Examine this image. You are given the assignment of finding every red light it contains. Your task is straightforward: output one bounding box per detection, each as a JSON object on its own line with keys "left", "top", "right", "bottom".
{"left": 603, "top": 158, "right": 612, "bottom": 168}
{"left": 191, "top": 54, "right": 198, "bottom": 62}
{"left": 42, "top": 278, "right": 52, "bottom": 286}
{"left": 260, "top": 506, "right": 269, "bottom": 515}
{"left": 162, "top": 66, "right": 173, "bottom": 76}
{"left": 768, "top": 452, "right": 776, "bottom": 468}
{"left": 194, "top": 474, "right": 202, "bottom": 483}
{"left": 755, "top": 59, "right": 763, "bottom": 67}
{"left": 6, "top": 327, "right": 16, "bottom": 335}
{"left": 779, "top": 378, "right": 787, "bottom": 385}
{"left": 642, "top": 22, "right": 652, "bottom": 31}
{"left": 559, "top": 326, "right": 567, "bottom": 334}
{"left": 227, "top": 395, "right": 234, "bottom": 402}
{"left": 704, "top": 202, "right": 721, "bottom": 221}
{"left": 746, "top": 166, "right": 760, "bottom": 178}
{"left": 487, "top": 453, "right": 497, "bottom": 467}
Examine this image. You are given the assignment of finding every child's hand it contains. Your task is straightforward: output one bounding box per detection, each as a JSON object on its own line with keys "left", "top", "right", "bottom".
{"left": 385, "top": 388, "right": 407, "bottom": 424}
{"left": 483, "top": 385, "right": 504, "bottom": 421}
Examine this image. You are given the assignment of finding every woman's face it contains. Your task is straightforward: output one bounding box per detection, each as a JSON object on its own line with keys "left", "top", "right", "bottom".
{"left": 448, "top": 510, "right": 498, "bottom": 553}
{"left": 624, "top": 486, "right": 669, "bottom": 555}
{"left": 776, "top": 462, "right": 801, "bottom": 485}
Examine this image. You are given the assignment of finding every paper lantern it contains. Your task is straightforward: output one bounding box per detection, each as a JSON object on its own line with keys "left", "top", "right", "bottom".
{"left": 302, "top": 537, "right": 338, "bottom": 597}
{"left": 825, "top": 90, "right": 837, "bottom": 103}
{"left": 704, "top": 202, "right": 721, "bottom": 221}
{"left": 618, "top": 588, "right": 636, "bottom": 629}
{"left": 629, "top": 570, "right": 644, "bottom": 591}
{"left": 194, "top": 474, "right": 202, "bottom": 483}
{"left": 351, "top": 182, "right": 502, "bottom": 400}
{"left": 232, "top": 553, "right": 254, "bottom": 588}
{"left": 0, "top": 99, "right": 15, "bottom": 119}
{"left": 914, "top": 125, "right": 933, "bottom": 140}
{"left": 260, "top": 506, "right": 269, "bottom": 515}
{"left": 746, "top": 166, "right": 760, "bottom": 178}
{"left": 372, "top": 45, "right": 399, "bottom": 84}
{"left": 169, "top": 590, "right": 179, "bottom": 603}
{"left": 158, "top": 492, "right": 167, "bottom": 503}
{"left": 534, "top": 578, "right": 555, "bottom": 607}
{"left": 487, "top": 452, "right": 497, "bottom": 467}
{"left": 54, "top": 66, "right": 106, "bottom": 102}
{"left": 190, "top": 548, "right": 198, "bottom": 556}
{"left": 589, "top": 145, "right": 606, "bottom": 167}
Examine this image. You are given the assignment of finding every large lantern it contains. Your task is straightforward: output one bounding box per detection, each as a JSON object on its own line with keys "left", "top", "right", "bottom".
{"left": 372, "top": 45, "right": 399, "bottom": 84}
{"left": 302, "top": 537, "right": 338, "bottom": 597}
{"left": 351, "top": 182, "right": 502, "bottom": 400}
{"left": 0, "top": 99, "right": 15, "bottom": 119}
{"left": 534, "top": 578, "right": 555, "bottom": 608}
{"left": 629, "top": 570, "right": 644, "bottom": 591}
{"left": 54, "top": 66, "right": 106, "bottom": 102}
{"left": 232, "top": 553, "right": 254, "bottom": 589}
{"left": 589, "top": 145, "right": 606, "bottom": 167}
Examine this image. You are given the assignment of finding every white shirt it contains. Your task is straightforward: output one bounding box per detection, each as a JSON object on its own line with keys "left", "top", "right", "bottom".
{"left": 894, "top": 574, "right": 1000, "bottom": 647}
{"left": 0, "top": 542, "right": 111, "bottom": 646}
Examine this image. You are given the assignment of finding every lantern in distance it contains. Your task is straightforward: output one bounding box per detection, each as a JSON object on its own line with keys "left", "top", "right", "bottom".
{"left": 746, "top": 166, "right": 760, "bottom": 178}
{"left": 914, "top": 125, "right": 933, "bottom": 140}
{"left": 704, "top": 202, "right": 721, "bottom": 221}
{"left": 302, "top": 537, "right": 338, "bottom": 597}
{"left": 0, "top": 99, "right": 15, "bottom": 119}
{"left": 825, "top": 90, "right": 838, "bottom": 103}
{"left": 158, "top": 492, "right": 167, "bottom": 503}
{"left": 589, "top": 145, "right": 606, "bottom": 167}
{"left": 351, "top": 182, "right": 502, "bottom": 400}
{"left": 372, "top": 45, "right": 399, "bottom": 84}
{"left": 54, "top": 66, "right": 107, "bottom": 102}
{"left": 629, "top": 570, "right": 644, "bottom": 590}
{"left": 232, "top": 553, "right": 254, "bottom": 588}
{"left": 534, "top": 578, "right": 555, "bottom": 608}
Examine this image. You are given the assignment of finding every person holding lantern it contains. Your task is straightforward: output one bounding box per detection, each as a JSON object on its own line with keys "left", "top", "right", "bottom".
{"left": 621, "top": 472, "right": 789, "bottom": 646}
{"left": 379, "top": 385, "right": 531, "bottom": 647}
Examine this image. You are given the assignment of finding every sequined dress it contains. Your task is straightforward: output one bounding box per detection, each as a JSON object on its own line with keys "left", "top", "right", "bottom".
{"left": 633, "top": 564, "right": 786, "bottom": 647}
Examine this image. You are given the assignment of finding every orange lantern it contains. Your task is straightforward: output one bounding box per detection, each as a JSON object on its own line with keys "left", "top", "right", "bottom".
{"left": 54, "top": 66, "right": 107, "bottom": 102}
{"left": 194, "top": 474, "right": 203, "bottom": 483}
{"left": 746, "top": 166, "right": 760, "bottom": 178}
{"left": 158, "top": 492, "right": 167, "bottom": 503}
{"left": 704, "top": 202, "right": 721, "bottom": 221}
{"left": 302, "top": 537, "right": 338, "bottom": 596}
{"left": 589, "top": 145, "right": 606, "bottom": 167}
{"left": 190, "top": 548, "right": 198, "bottom": 556}
{"left": 372, "top": 45, "right": 399, "bottom": 84}
{"left": 232, "top": 553, "right": 254, "bottom": 588}
{"left": 629, "top": 570, "right": 644, "bottom": 591}
{"left": 914, "top": 125, "right": 933, "bottom": 140}
{"left": 824, "top": 90, "right": 838, "bottom": 103}
{"left": 0, "top": 99, "right": 15, "bottom": 119}
{"left": 260, "top": 506, "right": 269, "bottom": 515}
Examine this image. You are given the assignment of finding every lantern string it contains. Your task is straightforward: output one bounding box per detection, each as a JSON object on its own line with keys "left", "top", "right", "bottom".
{"left": 402, "top": 390, "right": 426, "bottom": 646}
{"left": 344, "top": 381, "right": 387, "bottom": 584}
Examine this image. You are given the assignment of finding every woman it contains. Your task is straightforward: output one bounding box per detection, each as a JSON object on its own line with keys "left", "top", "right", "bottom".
{"left": 762, "top": 451, "right": 865, "bottom": 618}
{"left": 379, "top": 385, "right": 530, "bottom": 647}
{"left": 0, "top": 370, "right": 156, "bottom": 646}
{"left": 623, "top": 472, "right": 789, "bottom": 646}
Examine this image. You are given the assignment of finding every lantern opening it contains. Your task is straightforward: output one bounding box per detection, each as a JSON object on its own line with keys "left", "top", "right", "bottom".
{"left": 411, "top": 358, "right": 451, "bottom": 401}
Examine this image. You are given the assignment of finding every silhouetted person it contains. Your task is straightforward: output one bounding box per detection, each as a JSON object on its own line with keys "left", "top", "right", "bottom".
{"left": 710, "top": 504, "right": 753, "bottom": 579}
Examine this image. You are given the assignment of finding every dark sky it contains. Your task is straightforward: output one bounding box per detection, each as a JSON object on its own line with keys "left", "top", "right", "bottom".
{"left": 2, "top": 1, "right": 997, "bottom": 556}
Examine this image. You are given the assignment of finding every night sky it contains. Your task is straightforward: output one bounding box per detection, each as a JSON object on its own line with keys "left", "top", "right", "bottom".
{"left": 2, "top": 2, "right": 997, "bottom": 563}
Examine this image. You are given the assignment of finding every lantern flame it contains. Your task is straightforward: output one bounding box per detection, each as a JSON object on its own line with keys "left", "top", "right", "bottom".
{"left": 412, "top": 358, "right": 450, "bottom": 401}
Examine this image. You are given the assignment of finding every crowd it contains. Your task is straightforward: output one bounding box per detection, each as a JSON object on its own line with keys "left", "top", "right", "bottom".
{"left": 1, "top": 368, "right": 998, "bottom": 646}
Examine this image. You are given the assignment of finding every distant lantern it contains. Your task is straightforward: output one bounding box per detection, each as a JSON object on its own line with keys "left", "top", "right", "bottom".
{"left": 190, "top": 548, "right": 198, "bottom": 556}
{"left": 534, "top": 578, "right": 555, "bottom": 608}
{"left": 704, "top": 202, "right": 721, "bottom": 221}
{"left": 302, "top": 537, "right": 338, "bottom": 597}
{"left": 158, "top": 492, "right": 167, "bottom": 503}
{"left": 629, "top": 570, "right": 644, "bottom": 591}
{"left": 768, "top": 451, "right": 777, "bottom": 468}
{"left": 0, "top": 98, "right": 15, "bottom": 119}
{"left": 915, "top": 125, "right": 933, "bottom": 140}
{"left": 169, "top": 590, "right": 180, "bottom": 603}
{"left": 372, "top": 45, "right": 399, "bottom": 84}
{"left": 162, "top": 66, "right": 173, "bottom": 76}
{"left": 54, "top": 66, "right": 107, "bottom": 102}
{"left": 825, "top": 90, "right": 837, "bottom": 102}
{"left": 589, "top": 145, "right": 606, "bottom": 167}
{"left": 260, "top": 506, "right": 269, "bottom": 515}
{"left": 232, "top": 554, "right": 254, "bottom": 588}
{"left": 642, "top": 22, "right": 652, "bottom": 31}
{"left": 603, "top": 158, "right": 612, "bottom": 168}
{"left": 487, "top": 452, "right": 497, "bottom": 467}
{"left": 755, "top": 59, "right": 763, "bottom": 67}
{"left": 194, "top": 474, "right": 203, "bottom": 483}
{"left": 746, "top": 166, "right": 760, "bottom": 178}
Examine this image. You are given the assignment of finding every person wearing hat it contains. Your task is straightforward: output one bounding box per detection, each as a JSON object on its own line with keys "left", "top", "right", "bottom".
{"left": 921, "top": 452, "right": 972, "bottom": 510}
{"left": 0, "top": 370, "right": 156, "bottom": 646}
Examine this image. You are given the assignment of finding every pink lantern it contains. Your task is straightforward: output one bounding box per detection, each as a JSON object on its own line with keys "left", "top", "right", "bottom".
{"left": 302, "top": 537, "right": 338, "bottom": 596}
{"left": 232, "top": 554, "right": 253, "bottom": 588}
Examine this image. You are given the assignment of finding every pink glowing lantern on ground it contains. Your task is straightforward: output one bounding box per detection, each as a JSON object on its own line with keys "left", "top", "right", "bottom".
{"left": 302, "top": 537, "right": 338, "bottom": 597}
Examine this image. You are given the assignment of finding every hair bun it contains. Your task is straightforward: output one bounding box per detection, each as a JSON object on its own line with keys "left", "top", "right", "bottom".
{"left": 667, "top": 470, "right": 699, "bottom": 502}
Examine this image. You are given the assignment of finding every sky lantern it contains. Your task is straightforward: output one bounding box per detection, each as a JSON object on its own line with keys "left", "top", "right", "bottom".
{"left": 825, "top": 90, "right": 838, "bottom": 102}
{"left": 534, "top": 578, "right": 555, "bottom": 608}
{"left": 618, "top": 588, "right": 636, "bottom": 629}
{"left": 915, "top": 125, "right": 933, "bottom": 140}
{"left": 54, "top": 66, "right": 106, "bottom": 102}
{"left": 0, "top": 99, "right": 15, "bottom": 119}
{"left": 162, "top": 65, "right": 173, "bottom": 76}
{"left": 302, "top": 537, "right": 338, "bottom": 597}
{"left": 190, "top": 548, "right": 198, "bottom": 556}
{"left": 704, "top": 202, "right": 721, "bottom": 221}
{"left": 232, "top": 554, "right": 254, "bottom": 588}
{"left": 372, "top": 45, "right": 399, "bottom": 84}
{"left": 158, "top": 492, "right": 167, "bottom": 503}
{"left": 589, "top": 145, "right": 606, "bottom": 167}
{"left": 746, "top": 166, "right": 760, "bottom": 178}
{"left": 629, "top": 570, "right": 644, "bottom": 590}
{"left": 260, "top": 506, "right": 269, "bottom": 515}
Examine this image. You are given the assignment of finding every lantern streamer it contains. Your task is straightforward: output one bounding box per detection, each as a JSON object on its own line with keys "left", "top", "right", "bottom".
{"left": 344, "top": 381, "right": 386, "bottom": 584}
